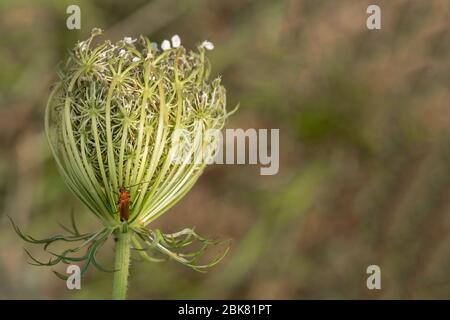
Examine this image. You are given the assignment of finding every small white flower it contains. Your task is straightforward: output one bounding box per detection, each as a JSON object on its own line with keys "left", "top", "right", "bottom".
{"left": 132, "top": 57, "right": 141, "bottom": 62}
{"left": 171, "top": 35, "right": 181, "bottom": 48}
{"left": 161, "top": 40, "right": 171, "bottom": 51}
{"left": 123, "top": 37, "right": 137, "bottom": 45}
{"left": 200, "top": 40, "right": 214, "bottom": 50}
{"left": 119, "top": 49, "right": 127, "bottom": 57}
{"left": 78, "top": 41, "right": 87, "bottom": 52}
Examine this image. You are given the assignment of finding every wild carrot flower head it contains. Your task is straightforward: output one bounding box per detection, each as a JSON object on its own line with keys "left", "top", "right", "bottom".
{"left": 12, "top": 28, "right": 232, "bottom": 279}
{"left": 46, "top": 28, "right": 229, "bottom": 227}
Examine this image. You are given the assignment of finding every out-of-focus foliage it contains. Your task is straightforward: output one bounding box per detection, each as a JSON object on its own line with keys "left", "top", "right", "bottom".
{"left": 0, "top": 0, "right": 449, "bottom": 299}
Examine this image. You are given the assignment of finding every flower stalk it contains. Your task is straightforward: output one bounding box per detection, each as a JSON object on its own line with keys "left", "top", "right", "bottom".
{"left": 112, "top": 228, "right": 131, "bottom": 300}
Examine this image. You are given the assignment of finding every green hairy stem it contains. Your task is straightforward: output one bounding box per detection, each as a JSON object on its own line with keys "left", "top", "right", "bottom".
{"left": 112, "top": 230, "right": 131, "bottom": 300}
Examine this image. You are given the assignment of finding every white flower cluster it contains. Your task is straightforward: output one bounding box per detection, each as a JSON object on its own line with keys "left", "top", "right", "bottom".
{"left": 123, "top": 36, "right": 137, "bottom": 45}
{"left": 160, "top": 34, "right": 182, "bottom": 51}
{"left": 75, "top": 32, "right": 216, "bottom": 74}
{"left": 200, "top": 40, "right": 214, "bottom": 50}
{"left": 158, "top": 35, "right": 215, "bottom": 51}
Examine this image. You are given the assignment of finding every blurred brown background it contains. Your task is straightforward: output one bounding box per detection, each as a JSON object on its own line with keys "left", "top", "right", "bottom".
{"left": 0, "top": 0, "right": 449, "bottom": 299}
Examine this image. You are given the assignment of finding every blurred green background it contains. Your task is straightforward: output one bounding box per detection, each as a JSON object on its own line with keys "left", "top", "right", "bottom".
{"left": 0, "top": 0, "right": 449, "bottom": 299}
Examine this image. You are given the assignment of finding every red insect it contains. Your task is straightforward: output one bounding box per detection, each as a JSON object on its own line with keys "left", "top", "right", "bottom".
{"left": 118, "top": 187, "right": 131, "bottom": 221}
{"left": 117, "top": 181, "right": 151, "bottom": 221}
